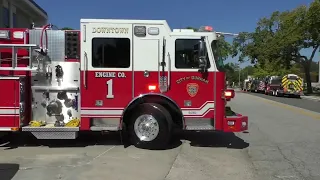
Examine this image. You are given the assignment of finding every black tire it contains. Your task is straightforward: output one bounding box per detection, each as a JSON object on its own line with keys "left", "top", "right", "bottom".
{"left": 270, "top": 91, "right": 274, "bottom": 96}
{"left": 128, "top": 103, "right": 172, "bottom": 150}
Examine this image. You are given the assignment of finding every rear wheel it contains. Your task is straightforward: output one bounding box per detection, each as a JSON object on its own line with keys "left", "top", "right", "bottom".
{"left": 128, "top": 103, "right": 172, "bottom": 149}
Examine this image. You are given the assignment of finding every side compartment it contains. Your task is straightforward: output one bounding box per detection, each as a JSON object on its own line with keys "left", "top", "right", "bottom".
{"left": 0, "top": 76, "right": 25, "bottom": 131}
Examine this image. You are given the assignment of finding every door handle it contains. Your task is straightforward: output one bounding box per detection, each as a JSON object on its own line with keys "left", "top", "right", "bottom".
{"left": 83, "top": 51, "right": 88, "bottom": 89}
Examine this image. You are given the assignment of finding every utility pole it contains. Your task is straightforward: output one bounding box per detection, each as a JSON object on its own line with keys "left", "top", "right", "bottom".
{"left": 238, "top": 67, "right": 241, "bottom": 87}
{"left": 318, "top": 60, "right": 320, "bottom": 83}
{"left": 235, "top": 63, "right": 241, "bottom": 87}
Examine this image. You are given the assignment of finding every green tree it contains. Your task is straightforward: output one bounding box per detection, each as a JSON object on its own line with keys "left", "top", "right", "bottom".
{"left": 61, "top": 27, "right": 74, "bottom": 30}
{"left": 241, "top": 65, "right": 255, "bottom": 77}
{"left": 224, "top": 63, "right": 238, "bottom": 83}
{"left": 270, "top": 2, "right": 320, "bottom": 93}
{"left": 185, "top": 27, "right": 198, "bottom": 31}
{"left": 232, "top": 0, "right": 320, "bottom": 93}
{"left": 215, "top": 35, "right": 233, "bottom": 62}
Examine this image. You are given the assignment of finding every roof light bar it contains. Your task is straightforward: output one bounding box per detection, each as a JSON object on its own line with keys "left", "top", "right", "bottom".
{"left": 198, "top": 26, "right": 213, "bottom": 32}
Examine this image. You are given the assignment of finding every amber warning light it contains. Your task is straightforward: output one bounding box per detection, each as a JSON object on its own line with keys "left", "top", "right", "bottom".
{"left": 225, "top": 91, "right": 232, "bottom": 97}
{"left": 148, "top": 85, "right": 157, "bottom": 91}
{"left": 0, "top": 30, "right": 9, "bottom": 39}
{"left": 224, "top": 89, "right": 235, "bottom": 101}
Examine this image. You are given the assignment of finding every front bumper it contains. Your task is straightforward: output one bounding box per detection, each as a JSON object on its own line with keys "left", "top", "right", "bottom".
{"left": 223, "top": 113, "right": 248, "bottom": 132}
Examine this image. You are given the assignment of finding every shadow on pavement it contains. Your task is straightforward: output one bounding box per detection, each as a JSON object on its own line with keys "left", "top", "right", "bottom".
{"left": 0, "top": 132, "right": 125, "bottom": 150}
{"left": 0, "top": 163, "right": 19, "bottom": 180}
{"left": 0, "top": 130, "right": 248, "bottom": 150}
{"left": 175, "top": 130, "right": 249, "bottom": 149}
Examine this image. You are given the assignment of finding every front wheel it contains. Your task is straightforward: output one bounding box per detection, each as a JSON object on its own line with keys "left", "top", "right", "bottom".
{"left": 128, "top": 103, "right": 172, "bottom": 150}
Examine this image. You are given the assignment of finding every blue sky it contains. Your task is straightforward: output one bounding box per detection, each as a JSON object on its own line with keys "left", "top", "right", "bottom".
{"left": 35, "top": 0, "right": 318, "bottom": 68}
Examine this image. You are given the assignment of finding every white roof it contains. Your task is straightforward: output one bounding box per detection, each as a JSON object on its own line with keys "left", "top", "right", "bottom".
{"left": 81, "top": 18, "right": 218, "bottom": 39}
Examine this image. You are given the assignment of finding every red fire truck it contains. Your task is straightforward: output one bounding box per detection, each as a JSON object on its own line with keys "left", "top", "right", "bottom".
{"left": 0, "top": 19, "right": 248, "bottom": 149}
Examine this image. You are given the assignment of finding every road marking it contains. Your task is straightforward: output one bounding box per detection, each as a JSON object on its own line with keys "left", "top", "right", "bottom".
{"left": 249, "top": 95, "right": 320, "bottom": 120}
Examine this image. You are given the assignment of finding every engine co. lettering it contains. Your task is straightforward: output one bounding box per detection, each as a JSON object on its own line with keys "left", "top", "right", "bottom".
{"left": 117, "top": 72, "right": 126, "bottom": 78}
{"left": 95, "top": 72, "right": 126, "bottom": 78}
{"left": 92, "top": 27, "right": 129, "bottom": 34}
{"left": 176, "top": 76, "right": 209, "bottom": 84}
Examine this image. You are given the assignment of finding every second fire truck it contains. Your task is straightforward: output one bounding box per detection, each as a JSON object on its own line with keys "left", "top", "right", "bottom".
{"left": 0, "top": 19, "right": 248, "bottom": 149}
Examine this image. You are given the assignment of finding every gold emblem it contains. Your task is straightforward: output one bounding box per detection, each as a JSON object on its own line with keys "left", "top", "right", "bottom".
{"left": 186, "top": 83, "right": 199, "bottom": 97}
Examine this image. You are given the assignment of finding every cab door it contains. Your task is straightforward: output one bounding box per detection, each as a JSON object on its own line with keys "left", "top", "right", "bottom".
{"left": 166, "top": 36, "right": 215, "bottom": 119}
{"left": 80, "top": 21, "right": 133, "bottom": 130}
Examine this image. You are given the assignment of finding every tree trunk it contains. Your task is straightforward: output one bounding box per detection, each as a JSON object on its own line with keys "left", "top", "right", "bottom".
{"left": 303, "top": 62, "right": 313, "bottom": 94}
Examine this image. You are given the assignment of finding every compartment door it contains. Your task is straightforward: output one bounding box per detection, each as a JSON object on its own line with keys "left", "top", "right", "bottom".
{"left": 0, "top": 77, "right": 19, "bottom": 127}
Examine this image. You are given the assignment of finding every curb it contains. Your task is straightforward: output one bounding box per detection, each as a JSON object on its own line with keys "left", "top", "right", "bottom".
{"left": 301, "top": 96, "right": 320, "bottom": 102}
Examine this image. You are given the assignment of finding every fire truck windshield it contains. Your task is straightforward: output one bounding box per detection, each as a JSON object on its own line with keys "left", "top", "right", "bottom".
{"left": 211, "top": 40, "right": 224, "bottom": 71}
{"left": 271, "top": 78, "right": 281, "bottom": 84}
{"left": 288, "top": 75, "right": 298, "bottom": 80}
{"left": 175, "top": 39, "right": 211, "bottom": 69}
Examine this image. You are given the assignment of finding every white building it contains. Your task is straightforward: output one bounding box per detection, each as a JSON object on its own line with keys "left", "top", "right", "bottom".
{"left": 0, "top": 0, "right": 47, "bottom": 28}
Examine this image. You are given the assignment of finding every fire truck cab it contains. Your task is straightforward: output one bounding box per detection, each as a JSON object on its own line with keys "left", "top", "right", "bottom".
{"left": 0, "top": 19, "right": 248, "bottom": 149}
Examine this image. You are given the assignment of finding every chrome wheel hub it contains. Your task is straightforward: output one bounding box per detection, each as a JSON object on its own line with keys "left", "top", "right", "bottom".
{"left": 134, "top": 114, "right": 159, "bottom": 141}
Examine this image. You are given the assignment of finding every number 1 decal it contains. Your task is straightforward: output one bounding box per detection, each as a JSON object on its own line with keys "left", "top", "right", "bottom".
{"left": 106, "top": 79, "right": 114, "bottom": 99}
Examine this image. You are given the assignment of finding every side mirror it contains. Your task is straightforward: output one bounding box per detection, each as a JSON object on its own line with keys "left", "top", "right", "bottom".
{"left": 197, "top": 37, "right": 207, "bottom": 72}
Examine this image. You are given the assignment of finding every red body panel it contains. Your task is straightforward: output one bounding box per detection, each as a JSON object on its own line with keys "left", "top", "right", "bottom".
{"left": 134, "top": 71, "right": 215, "bottom": 116}
{"left": 0, "top": 28, "right": 30, "bottom": 129}
{"left": 80, "top": 71, "right": 133, "bottom": 130}
{"left": 266, "top": 84, "right": 281, "bottom": 93}
{"left": 0, "top": 78, "right": 20, "bottom": 128}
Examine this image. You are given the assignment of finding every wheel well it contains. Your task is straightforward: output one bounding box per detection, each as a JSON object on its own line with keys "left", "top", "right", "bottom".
{"left": 122, "top": 95, "right": 184, "bottom": 129}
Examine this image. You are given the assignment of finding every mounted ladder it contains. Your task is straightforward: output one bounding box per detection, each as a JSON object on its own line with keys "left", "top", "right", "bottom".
{"left": 216, "top": 32, "right": 239, "bottom": 37}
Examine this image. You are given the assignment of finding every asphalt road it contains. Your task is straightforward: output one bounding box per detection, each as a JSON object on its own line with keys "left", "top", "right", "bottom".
{"left": 245, "top": 91, "right": 320, "bottom": 113}
{"left": 231, "top": 92, "right": 320, "bottom": 180}
{"left": 0, "top": 92, "right": 320, "bottom": 180}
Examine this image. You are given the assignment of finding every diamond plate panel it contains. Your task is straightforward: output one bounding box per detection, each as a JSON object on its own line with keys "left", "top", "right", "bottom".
{"left": 29, "top": 29, "right": 65, "bottom": 61}
{"left": 31, "top": 131, "right": 78, "bottom": 139}
{"left": 22, "top": 126, "right": 79, "bottom": 131}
